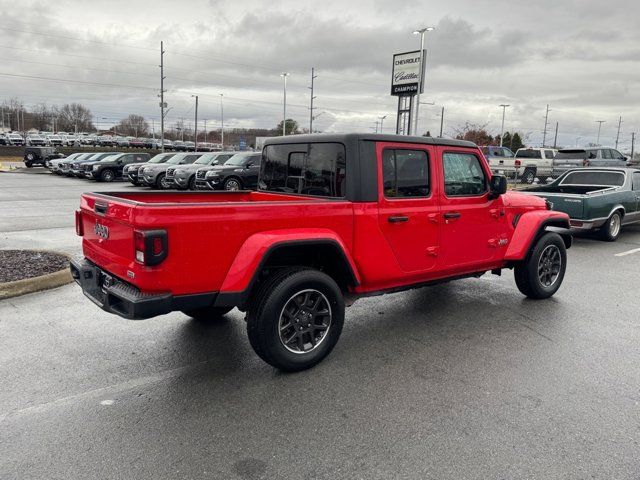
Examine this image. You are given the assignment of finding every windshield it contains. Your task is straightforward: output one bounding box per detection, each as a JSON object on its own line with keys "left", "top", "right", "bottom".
{"left": 224, "top": 154, "right": 252, "bottom": 166}
{"left": 167, "top": 154, "right": 187, "bottom": 164}
{"left": 515, "top": 149, "right": 541, "bottom": 159}
{"left": 194, "top": 154, "right": 217, "bottom": 165}
{"left": 556, "top": 150, "right": 588, "bottom": 159}
{"left": 149, "top": 154, "right": 173, "bottom": 163}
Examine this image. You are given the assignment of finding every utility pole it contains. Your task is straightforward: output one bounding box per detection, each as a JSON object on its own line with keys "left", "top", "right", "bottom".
{"left": 379, "top": 115, "right": 387, "bottom": 133}
{"left": 439, "top": 106, "right": 444, "bottom": 138}
{"left": 192, "top": 95, "right": 198, "bottom": 151}
{"left": 631, "top": 132, "right": 635, "bottom": 159}
{"left": 499, "top": 104, "right": 510, "bottom": 147}
{"left": 204, "top": 119, "right": 207, "bottom": 143}
{"left": 220, "top": 94, "right": 224, "bottom": 148}
{"left": 542, "top": 104, "right": 550, "bottom": 147}
{"left": 309, "top": 67, "right": 317, "bottom": 133}
{"left": 553, "top": 122, "right": 559, "bottom": 148}
{"left": 374, "top": 121, "right": 380, "bottom": 133}
{"left": 615, "top": 116, "right": 622, "bottom": 149}
{"left": 596, "top": 120, "right": 606, "bottom": 145}
{"left": 159, "top": 41, "right": 166, "bottom": 152}
{"left": 281, "top": 72, "right": 289, "bottom": 136}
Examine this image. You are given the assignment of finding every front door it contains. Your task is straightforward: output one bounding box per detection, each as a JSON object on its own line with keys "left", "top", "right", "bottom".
{"left": 377, "top": 143, "right": 440, "bottom": 273}
{"left": 437, "top": 147, "right": 508, "bottom": 269}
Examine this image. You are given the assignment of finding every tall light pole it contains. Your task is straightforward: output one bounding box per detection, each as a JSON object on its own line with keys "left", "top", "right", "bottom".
{"left": 379, "top": 115, "right": 387, "bottom": 133}
{"left": 596, "top": 120, "right": 606, "bottom": 145}
{"left": 191, "top": 95, "right": 198, "bottom": 151}
{"left": 219, "top": 94, "right": 224, "bottom": 148}
{"left": 412, "top": 26, "right": 435, "bottom": 136}
{"left": 499, "top": 104, "right": 510, "bottom": 147}
{"left": 281, "top": 72, "right": 289, "bottom": 136}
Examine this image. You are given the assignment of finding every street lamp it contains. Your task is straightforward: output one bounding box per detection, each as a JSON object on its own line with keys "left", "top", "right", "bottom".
{"left": 191, "top": 95, "right": 199, "bottom": 151}
{"left": 379, "top": 115, "right": 387, "bottom": 133}
{"left": 281, "top": 72, "right": 289, "bottom": 136}
{"left": 499, "top": 104, "right": 510, "bottom": 147}
{"left": 220, "top": 94, "right": 224, "bottom": 148}
{"left": 596, "top": 120, "right": 606, "bottom": 145}
{"left": 412, "top": 26, "right": 435, "bottom": 135}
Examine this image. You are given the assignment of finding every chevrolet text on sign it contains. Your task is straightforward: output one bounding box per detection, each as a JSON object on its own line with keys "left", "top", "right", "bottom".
{"left": 391, "top": 50, "right": 425, "bottom": 96}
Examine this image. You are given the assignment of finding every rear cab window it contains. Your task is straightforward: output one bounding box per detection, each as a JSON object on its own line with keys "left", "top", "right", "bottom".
{"left": 561, "top": 171, "right": 625, "bottom": 186}
{"left": 260, "top": 143, "right": 346, "bottom": 197}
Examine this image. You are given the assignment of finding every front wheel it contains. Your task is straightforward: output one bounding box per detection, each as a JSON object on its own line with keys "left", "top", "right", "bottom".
{"left": 246, "top": 268, "right": 344, "bottom": 372}
{"left": 224, "top": 177, "right": 242, "bottom": 191}
{"left": 100, "top": 169, "right": 115, "bottom": 182}
{"left": 599, "top": 211, "right": 622, "bottom": 242}
{"left": 514, "top": 232, "right": 567, "bottom": 299}
{"left": 157, "top": 173, "right": 170, "bottom": 189}
{"left": 24, "top": 161, "right": 33, "bottom": 168}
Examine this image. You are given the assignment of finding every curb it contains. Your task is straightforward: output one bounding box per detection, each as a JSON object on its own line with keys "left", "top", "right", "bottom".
{"left": 0, "top": 251, "right": 73, "bottom": 300}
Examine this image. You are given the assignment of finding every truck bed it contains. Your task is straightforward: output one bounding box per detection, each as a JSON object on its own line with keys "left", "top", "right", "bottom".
{"left": 523, "top": 185, "right": 615, "bottom": 195}
{"left": 78, "top": 190, "right": 353, "bottom": 297}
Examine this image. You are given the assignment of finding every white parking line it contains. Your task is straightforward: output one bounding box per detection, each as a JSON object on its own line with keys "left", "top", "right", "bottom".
{"left": 614, "top": 247, "right": 640, "bottom": 257}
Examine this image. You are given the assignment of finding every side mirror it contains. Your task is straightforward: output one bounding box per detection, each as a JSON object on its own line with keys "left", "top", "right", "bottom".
{"left": 489, "top": 175, "right": 507, "bottom": 199}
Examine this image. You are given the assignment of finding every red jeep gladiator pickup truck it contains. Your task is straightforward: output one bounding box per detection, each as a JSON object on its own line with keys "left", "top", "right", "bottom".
{"left": 71, "top": 134, "right": 571, "bottom": 371}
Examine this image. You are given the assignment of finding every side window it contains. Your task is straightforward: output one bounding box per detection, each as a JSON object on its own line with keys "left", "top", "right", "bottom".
{"left": 634, "top": 172, "right": 640, "bottom": 191}
{"left": 611, "top": 149, "right": 625, "bottom": 160}
{"left": 443, "top": 152, "right": 487, "bottom": 196}
{"left": 589, "top": 150, "right": 598, "bottom": 159}
{"left": 382, "top": 149, "right": 429, "bottom": 198}
{"left": 503, "top": 148, "right": 514, "bottom": 158}
{"left": 545, "top": 150, "right": 555, "bottom": 159}
{"left": 493, "top": 148, "right": 504, "bottom": 157}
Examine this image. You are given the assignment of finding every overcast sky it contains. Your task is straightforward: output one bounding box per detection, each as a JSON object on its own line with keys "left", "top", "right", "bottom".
{"left": 0, "top": 0, "right": 638, "bottom": 149}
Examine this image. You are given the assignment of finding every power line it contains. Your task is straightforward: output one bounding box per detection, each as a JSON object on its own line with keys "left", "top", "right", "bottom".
{"left": 0, "top": 72, "right": 157, "bottom": 91}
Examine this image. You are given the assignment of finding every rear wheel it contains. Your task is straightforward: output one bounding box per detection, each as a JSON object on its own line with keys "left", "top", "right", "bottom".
{"left": 599, "top": 211, "right": 622, "bottom": 242}
{"left": 521, "top": 168, "right": 536, "bottom": 184}
{"left": 246, "top": 268, "right": 344, "bottom": 372}
{"left": 24, "top": 161, "right": 33, "bottom": 168}
{"left": 182, "top": 306, "right": 233, "bottom": 321}
{"left": 100, "top": 169, "right": 115, "bottom": 182}
{"left": 514, "top": 232, "right": 567, "bottom": 299}
{"left": 188, "top": 176, "right": 197, "bottom": 190}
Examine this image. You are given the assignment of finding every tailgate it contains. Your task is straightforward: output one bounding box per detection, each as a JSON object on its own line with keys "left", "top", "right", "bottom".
{"left": 79, "top": 193, "right": 137, "bottom": 277}
{"left": 529, "top": 192, "right": 585, "bottom": 219}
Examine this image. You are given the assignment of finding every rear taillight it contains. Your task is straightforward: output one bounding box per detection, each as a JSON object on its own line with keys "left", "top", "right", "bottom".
{"left": 75, "top": 210, "right": 84, "bottom": 236}
{"left": 514, "top": 159, "right": 521, "bottom": 167}
{"left": 134, "top": 229, "right": 168, "bottom": 266}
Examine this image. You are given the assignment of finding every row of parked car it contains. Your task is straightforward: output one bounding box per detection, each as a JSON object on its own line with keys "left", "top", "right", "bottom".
{"left": 482, "top": 146, "right": 634, "bottom": 184}
{"left": 2, "top": 131, "right": 224, "bottom": 151}
{"left": 45, "top": 150, "right": 262, "bottom": 191}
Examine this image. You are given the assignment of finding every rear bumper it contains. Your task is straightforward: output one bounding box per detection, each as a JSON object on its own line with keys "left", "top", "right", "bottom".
{"left": 70, "top": 258, "right": 218, "bottom": 320}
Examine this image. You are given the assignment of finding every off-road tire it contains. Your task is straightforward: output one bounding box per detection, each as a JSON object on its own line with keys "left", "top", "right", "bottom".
{"left": 182, "top": 306, "right": 233, "bottom": 321}
{"left": 599, "top": 211, "right": 622, "bottom": 242}
{"left": 246, "top": 267, "right": 345, "bottom": 372}
{"left": 515, "top": 232, "right": 567, "bottom": 299}
{"left": 24, "top": 161, "right": 33, "bottom": 168}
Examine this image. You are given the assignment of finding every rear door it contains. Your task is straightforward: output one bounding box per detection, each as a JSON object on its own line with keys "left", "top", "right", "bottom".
{"left": 437, "top": 147, "right": 508, "bottom": 268}
{"left": 376, "top": 142, "right": 440, "bottom": 272}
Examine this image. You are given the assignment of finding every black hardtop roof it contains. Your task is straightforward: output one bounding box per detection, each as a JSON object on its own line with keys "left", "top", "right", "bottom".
{"left": 263, "top": 133, "right": 476, "bottom": 149}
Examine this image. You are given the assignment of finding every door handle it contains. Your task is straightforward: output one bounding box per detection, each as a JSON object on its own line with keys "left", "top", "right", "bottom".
{"left": 388, "top": 215, "right": 409, "bottom": 223}
{"left": 444, "top": 212, "right": 461, "bottom": 219}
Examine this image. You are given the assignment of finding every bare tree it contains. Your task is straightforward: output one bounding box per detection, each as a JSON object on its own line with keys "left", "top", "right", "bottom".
{"left": 116, "top": 114, "right": 149, "bottom": 137}
{"left": 56, "top": 103, "right": 94, "bottom": 133}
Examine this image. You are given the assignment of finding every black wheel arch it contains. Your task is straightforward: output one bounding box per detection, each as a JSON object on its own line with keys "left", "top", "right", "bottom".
{"left": 215, "top": 240, "right": 359, "bottom": 310}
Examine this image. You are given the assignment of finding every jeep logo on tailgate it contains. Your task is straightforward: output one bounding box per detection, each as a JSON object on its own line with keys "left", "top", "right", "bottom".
{"left": 94, "top": 221, "right": 109, "bottom": 239}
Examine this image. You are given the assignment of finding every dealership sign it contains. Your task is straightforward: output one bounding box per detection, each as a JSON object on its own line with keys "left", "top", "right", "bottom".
{"left": 391, "top": 50, "right": 426, "bottom": 96}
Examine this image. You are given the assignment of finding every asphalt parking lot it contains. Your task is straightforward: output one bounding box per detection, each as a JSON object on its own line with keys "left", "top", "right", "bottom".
{"left": 1, "top": 170, "right": 640, "bottom": 479}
